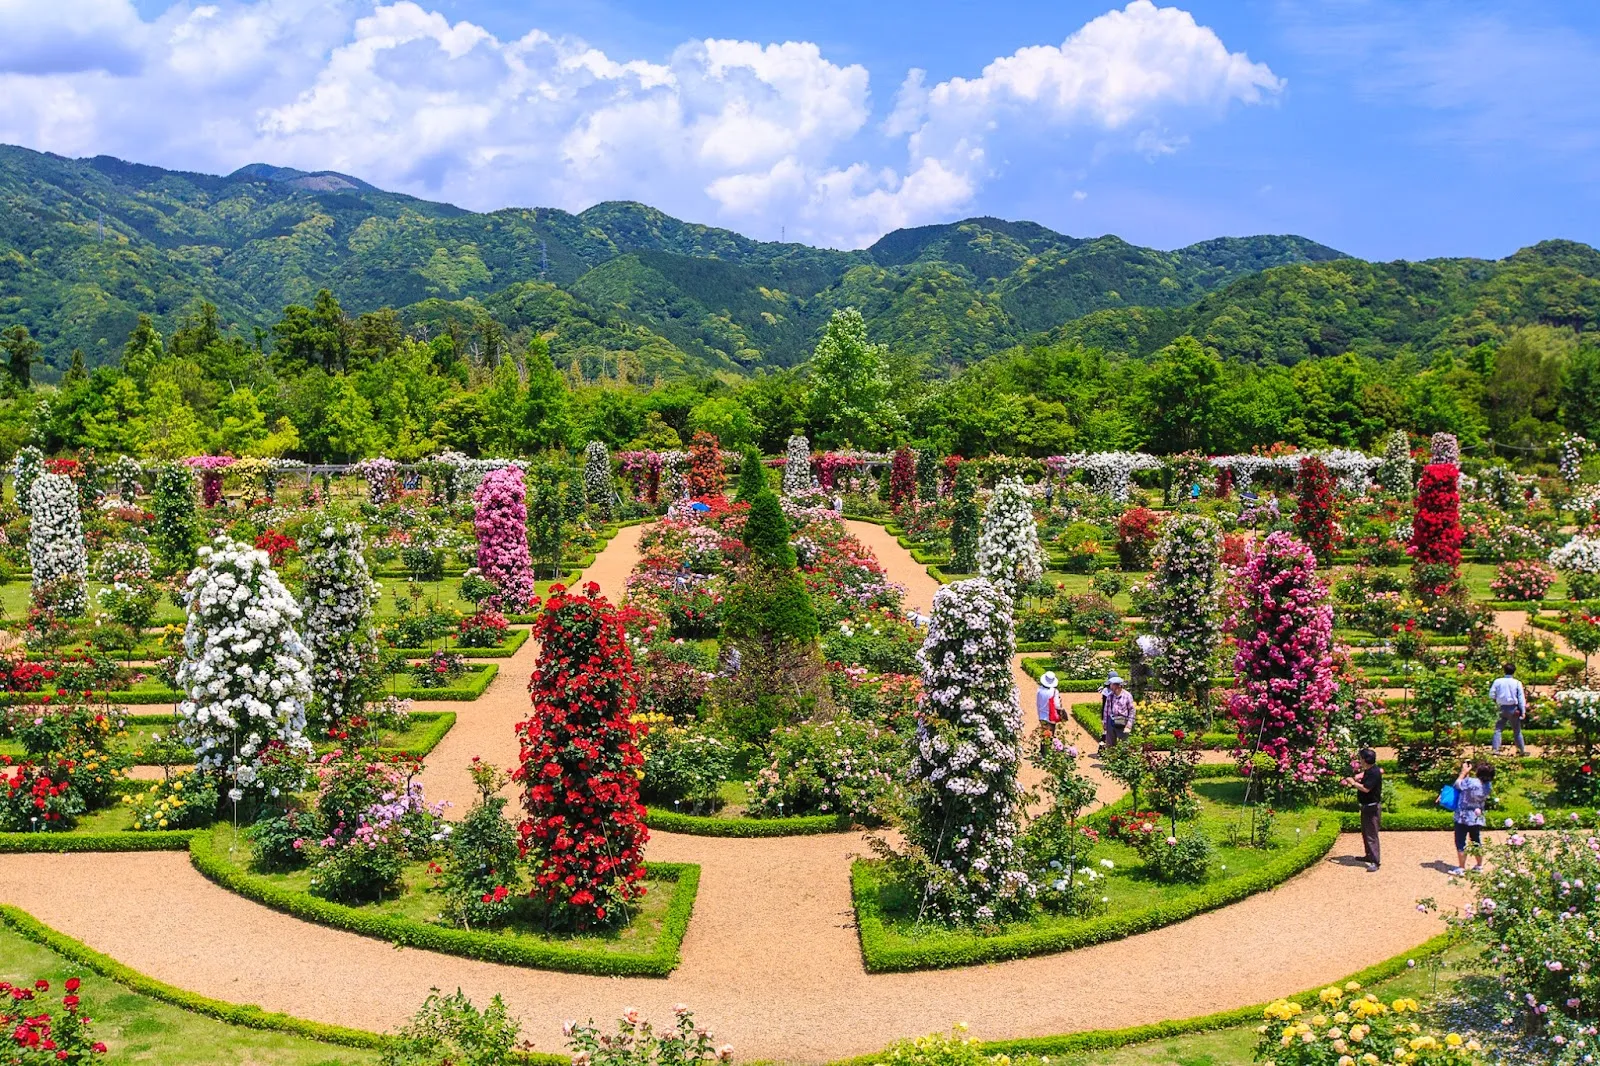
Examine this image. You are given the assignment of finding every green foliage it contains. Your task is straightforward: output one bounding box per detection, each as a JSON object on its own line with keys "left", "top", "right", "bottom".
{"left": 150, "top": 462, "right": 200, "bottom": 570}
{"left": 740, "top": 489, "right": 794, "bottom": 569}
{"left": 381, "top": 988, "right": 522, "bottom": 1066}
{"left": 734, "top": 445, "right": 767, "bottom": 501}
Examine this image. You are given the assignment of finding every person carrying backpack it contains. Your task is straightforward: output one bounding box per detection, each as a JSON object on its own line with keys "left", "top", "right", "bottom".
{"left": 1450, "top": 760, "right": 1494, "bottom": 876}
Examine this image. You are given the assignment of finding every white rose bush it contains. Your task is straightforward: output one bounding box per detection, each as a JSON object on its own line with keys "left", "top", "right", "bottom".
{"left": 782, "top": 434, "right": 817, "bottom": 497}
{"left": 897, "top": 577, "right": 1031, "bottom": 924}
{"left": 976, "top": 477, "right": 1045, "bottom": 601}
{"left": 302, "top": 520, "right": 381, "bottom": 733}
{"left": 583, "top": 440, "right": 618, "bottom": 519}
{"left": 27, "top": 471, "right": 88, "bottom": 616}
{"left": 177, "top": 537, "right": 314, "bottom": 798}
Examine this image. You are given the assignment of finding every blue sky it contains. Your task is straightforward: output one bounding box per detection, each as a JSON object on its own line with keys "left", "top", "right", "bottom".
{"left": 13, "top": 1, "right": 1600, "bottom": 258}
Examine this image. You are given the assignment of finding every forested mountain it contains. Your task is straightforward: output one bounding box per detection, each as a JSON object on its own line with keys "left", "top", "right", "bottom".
{"left": 1, "top": 144, "right": 1345, "bottom": 375}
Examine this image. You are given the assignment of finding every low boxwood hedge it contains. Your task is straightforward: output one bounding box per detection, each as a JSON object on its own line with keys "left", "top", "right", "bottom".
{"left": 852, "top": 817, "right": 1341, "bottom": 972}
{"left": 0, "top": 829, "right": 197, "bottom": 853}
{"left": 383, "top": 627, "right": 531, "bottom": 658}
{"left": 382, "top": 663, "right": 499, "bottom": 700}
{"left": 645, "top": 806, "right": 848, "bottom": 837}
{"left": 188, "top": 831, "right": 700, "bottom": 976}
{"left": 0, "top": 904, "right": 407, "bottom": 1054}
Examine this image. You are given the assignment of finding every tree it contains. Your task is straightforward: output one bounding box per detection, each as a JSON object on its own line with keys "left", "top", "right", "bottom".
{"left": 140, "top": 379, "right": 208, "bottom": 460}
{"left": 521, "top": 339, "right": 571, "bottom": 452}
{"left": 805, "top": 308, "right": 899, "bottom": 448}
{"left": 1141, "top": 337, "right": 1221, "bottom": 453}
{"left": 217, "top": 387, "right": 268, "bottom": 455}
{"left": 321, "top": 374, "right": 381, "bottom": 462}
{"left": 688, "top": 395, "right": 760, "bottom": 448}
{"left": 1, "top": 325, "right": 40, "bottom": 389}
{"left": 735, "top": 445, "right": 768, "bottom": 501}
{"left": 271, "top": 289, "right": 349, "bottom": 374}
{"left": 516, "top": 584, "right": 648, "bottom": 930}
{"left": 120, "top": 314, "right": 164, "bottom": 383}
{"left": 1562, "top": 346, "right": 1600, "bottom": 439}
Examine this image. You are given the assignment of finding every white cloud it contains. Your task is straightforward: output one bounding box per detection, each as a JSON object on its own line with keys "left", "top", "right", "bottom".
{"left": 0, "top": 0, "right": 1279, "bottom": 247}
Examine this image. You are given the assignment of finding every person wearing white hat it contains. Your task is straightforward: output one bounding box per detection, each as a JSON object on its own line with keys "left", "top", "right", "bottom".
{"left": 1036, "top": 671, "right": 1061, "bottom": 737}
{"left": 1102, "top": 673, "right": 1136, "bottom": 748}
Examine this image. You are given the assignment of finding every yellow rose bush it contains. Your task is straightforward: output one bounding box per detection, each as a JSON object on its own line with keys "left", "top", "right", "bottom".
{"left": 1254, "top": 983, "right": 1480, "bottom": 1066}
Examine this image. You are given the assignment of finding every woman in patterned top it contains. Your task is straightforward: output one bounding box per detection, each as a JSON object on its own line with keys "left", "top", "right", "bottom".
{"left": 1450, "top": 760, "right": 1495, "bottom": 876}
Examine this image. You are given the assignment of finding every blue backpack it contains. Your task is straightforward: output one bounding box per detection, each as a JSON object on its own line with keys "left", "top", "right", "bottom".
{"left": 1437, "top": 783, "right": 1459, "bottom": 812}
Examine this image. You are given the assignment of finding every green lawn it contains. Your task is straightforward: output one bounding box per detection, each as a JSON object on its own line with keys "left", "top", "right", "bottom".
{"left": 0, "top": 923, "right": 376, "bottom": 1065}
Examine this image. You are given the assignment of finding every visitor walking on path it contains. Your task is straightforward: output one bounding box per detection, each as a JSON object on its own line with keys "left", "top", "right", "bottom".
{"left": 1341, "top": 748, "right": 1383, "bottom": 872}
{"left": 1489, "top": 664, "right": 1527, "bottom": 755}
{"left": 1102, "top": 674, "right": 1135, "bottom": 748}
{"left": 1036, "top": 671, "right": 1061, "bottom": 738}
{"left": 1449, "top": 760, "right": 1493, "bottom": 876}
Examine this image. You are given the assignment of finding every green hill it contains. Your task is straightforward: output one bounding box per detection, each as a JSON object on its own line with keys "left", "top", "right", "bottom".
{"left": 0, "top": 144, "right": 1354, "bottom": 376}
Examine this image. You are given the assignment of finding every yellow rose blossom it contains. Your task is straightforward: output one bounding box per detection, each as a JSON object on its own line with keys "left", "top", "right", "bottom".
{"left": 1444, "top": 1034, "right": 1462, "bottom": 1047}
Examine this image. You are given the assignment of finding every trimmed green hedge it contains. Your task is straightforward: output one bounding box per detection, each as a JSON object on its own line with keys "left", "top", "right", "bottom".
{"left": 384, "top": 627, "right": 531, "bottom": 658}
{"left": 0, "top": 829, "right": 197, "bottom": 853}
{"left": 0, "top": 904, "right": 408, "bottom": 1054}
{"left": 645, "top": 806, "right": 848, "bottom": 837}
{"left": 382, "top": 663, "right": 499, "bottom": 700}
{"left": 188, "top": 831, "right": 700, "bottom": 976}
{"left": 852, "top": 817, "right": 1341, "bottom": 972}
{"left": 968, "top": 931, "right": 1455, "bottom": 1060}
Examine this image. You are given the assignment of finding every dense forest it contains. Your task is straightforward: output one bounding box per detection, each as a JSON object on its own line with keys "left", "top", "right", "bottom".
{"left": 1, "top": 144, "right": 1597, "bottom": 464}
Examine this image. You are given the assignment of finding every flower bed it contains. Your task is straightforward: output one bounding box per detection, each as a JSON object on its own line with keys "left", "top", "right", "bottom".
{"left": 852, "top": 811, "right": 1340, "bottom": 971}
{"left": 188, "top": 827, "right": 699, "bottom": 976}
{"left": 382, "top": 626, "right": 531, "bottom": 658}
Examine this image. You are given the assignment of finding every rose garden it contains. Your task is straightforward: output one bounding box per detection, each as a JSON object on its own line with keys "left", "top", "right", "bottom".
{"left": 0, "top": 434, "right": 1598, "bottom": 1065}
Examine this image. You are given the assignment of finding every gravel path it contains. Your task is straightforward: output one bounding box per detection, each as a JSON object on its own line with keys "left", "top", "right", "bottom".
{"left": 0, "top": 516, "right": 1469, "bottom": 1062}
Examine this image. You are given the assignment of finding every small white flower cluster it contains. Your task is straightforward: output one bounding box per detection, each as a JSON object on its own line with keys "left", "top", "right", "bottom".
{"left": 906, "top": 577, "right": 1031, "bottom": 923}
{"left": 176, "top": 537, "right": 313, "bottom": 793}
{"left": 27, "top": 472, "right": 88, "bottom": 615}
{"left": 660, "top": 450, "right": 690, "bottom": 503}
{"left": 1053, "top": 451, "right": 1162, "bottom": 501}
{"left": 1430, "top": 432, "right": 1460, "bottom": 466}
{"left": 302, "top": 522, "right": 381, "bottom": 731}
{"left": 108, "top": 454, "right": 143, "bottom": 502}
{"left": 1559, "top": 434, "right": 1593, "bottom": 487}
{"left": 583, "top": 440, "right": 618, "bottom": 519}
{"left": 1550, "top": 536, "right": 1600, "bottom": 577}
{"left": 782, "top": 435, "right": 818, "bottom": 497}
{"left": 976, "top": 477, "right": 1045, "bottom": 601}
{"left": 11, "top": 446, "right": 43, "bottom": 517}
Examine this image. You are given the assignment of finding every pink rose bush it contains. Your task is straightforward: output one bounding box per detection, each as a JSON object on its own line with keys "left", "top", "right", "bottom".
{"left": 472, "top": 466, "right": 538, "bottom": 614}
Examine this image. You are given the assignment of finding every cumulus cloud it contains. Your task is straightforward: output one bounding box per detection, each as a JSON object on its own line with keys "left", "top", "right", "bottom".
{"left": 0, "top": 0, "right": 1280, "bottom": 247}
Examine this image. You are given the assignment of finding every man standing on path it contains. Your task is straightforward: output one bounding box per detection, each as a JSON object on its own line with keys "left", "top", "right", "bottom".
{"left": 1489, "top": 664, "right": 1527, "bottom": 755}
{"left": 1340, "top": 748, "right": 1383, "bottom": 872}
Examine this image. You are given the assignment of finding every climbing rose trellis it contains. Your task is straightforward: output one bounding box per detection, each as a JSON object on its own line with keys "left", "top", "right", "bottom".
{"left": 583, "top": 440, "right": 618, "bottom": 520}
{"left": 1409, "top": 463, "right": 1464, "bottom": 575}
{"left": 1046, "top": 452, "right": 1161, "bottom": 502}
{"left": 12, "top": 446, "right": 43, "bottom": 516}
{"left": 1225, "top": 531, "right": 1339, "bottom": 793}
{"left": 356, "top": 457, "right": 401, "bottom": 506}
{"left": 472, "top": 466, "right": 538, "bottom": 613}
{"left": 782, "top": 434, "right": 818, "bottom": 497}
{"left": 302, "top": 521, "right": 381, "bottom": 732}
{"left": 977, "top": 477, "right": 1045, "bottom": 600}
{"left": 183, "top": 455, "right": 234, "bottom": 507}
{"left": 659, "top": 451, "right": 690, "bottom": 504}
{"left": 1375, "top": 431, "right": 1413, "bottom": 497}
{"left": 1430, "top": 432, "right": 1460, "bottom": 467}
{"left": 27, "top": 472, "right": 88, "bottom": 615}
{"left": 177, "top": 538, "right": 313, "bottom": 797}
{"left": 515, "top": 583, "right": 648, "bottom": 930}
{"left": 1149, "top": 515, "right": 1223, "bottom": 700}
{"left": 905, "top": 577, "right": 1031, "bottom": 924}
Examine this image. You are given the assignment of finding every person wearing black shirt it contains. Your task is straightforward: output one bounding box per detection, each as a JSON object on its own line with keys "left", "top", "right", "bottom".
{"left": 1339, "top": 748, "right": 1383, "bottom": 872}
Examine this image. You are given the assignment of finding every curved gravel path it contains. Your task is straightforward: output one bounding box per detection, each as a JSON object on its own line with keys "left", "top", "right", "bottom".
{"left": 0, "top": 517, "right": 1468, "bottom": 1062}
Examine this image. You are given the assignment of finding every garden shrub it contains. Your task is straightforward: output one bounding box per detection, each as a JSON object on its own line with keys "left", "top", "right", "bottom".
{"left": 748, "top": 717, "right": 902, "bottom": 823}
{"left": 639, "top": 720, "right": 736, "bottom": 812}
{"left": 302, "top": 521, "right": 381, "bottom": 734}
{"left": 1138, "top": 826, "right": 1214, "bottom": 884}
{"left": 1292, "top": 456, "right": 1337, "bottom": 565}
{"left": 1410, "top": 463, "right": 1464, "bottom": 584}
{"left": 516, "top": 582, "right": 648, "bottom": 929}
{"left": 0, "top": 974, "right": 107, "bottom": 1062}
{"left": 455, "top": 609, "right": 509, "bottom": 648}
{"left": 1148, "top": 514, "right": 1222, "bottom": 702}
{"left": 947, "top": 462, "right": 980, "bottom": 574}
{"left": 821, "top": 609, "right": 922, "bottom": 674}
{"left": 176, "top": 537, "right": 313, "bottom": 800}
{"left": 1491, "top": 559, "right": 1556, "bottom": 601}
{"left": 1225, "top": 531, "right": 1339, "bottom": 797}
{"left": 471, "top": 466, "right": 538, "bottom": 613}
{"left": 409, "top": 650, "right": 467, "bottom": 688}
{"left": 1254, "top": 984, "right": 1479, "bottom": 1066}
{"left": 894, "top": 578, "right": 1030, "bottom": 924}
{"left": 150, "top": 462, "right": 200, "bottom": 571}
{"left": 381, "top": 988, "right": 522, "bottom": 1066}
{"left": 440, "top": 759, "right": 523, "bottom": 929}
{"left": 27, "top": 472, "right": 88, "bottom": 617}
{"left": 1114, "top": 506, "right": 1161, "bottom": 570}
{"left": 978, "top": 477, "right": 1045, "bottom": 599}
{"left": 565, "top": 1005, "right": 731, "bottom": 1066}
